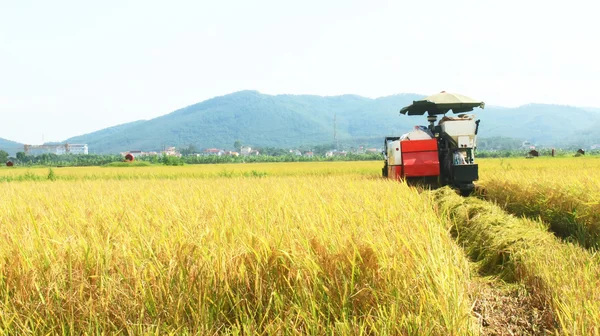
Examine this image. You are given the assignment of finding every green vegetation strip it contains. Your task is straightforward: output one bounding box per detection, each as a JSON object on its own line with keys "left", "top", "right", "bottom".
{"left": 433, "top": 188, "right": 600, "bottom": 336}
{"left": 477, "top": 180, "right": 600, "bottom": 250}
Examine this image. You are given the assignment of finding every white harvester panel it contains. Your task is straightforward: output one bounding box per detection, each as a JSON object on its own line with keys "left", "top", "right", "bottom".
{"left": 401, "top": 129, "right": 433, "bottom": 141}
{"left": 440, "top": 114, "right": 477, "bottom": 148}
{"left": 387, "top": 140, "right": 402, "bottom": 165}
{"left": 457, "top": 135, "right": 474, "bottom": 148}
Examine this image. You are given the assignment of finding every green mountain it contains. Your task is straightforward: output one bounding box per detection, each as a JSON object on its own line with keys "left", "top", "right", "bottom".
{"left": 62, "top": 120, "right": 147, "bottom": 152}
{"left": 60, "top": 91, "right": 600, "bottom": 153}
{"left": 0, "top": 138, "right": 23, "bottom": 156}
{"left": 480, "top": 104, "right": 600, "bottom": 146}
{"left": 565, "top": 121, "right": 600, "bottom": 148}
{"left": 63, "top": 91, "right": 422, "bottom": 153}
{"left": 584, "top": 107, "right": 600, "bottom": 114}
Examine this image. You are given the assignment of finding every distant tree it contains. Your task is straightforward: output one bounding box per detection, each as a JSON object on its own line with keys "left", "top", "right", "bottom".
{"left": 180, "top": 144, "right": 199, "bottom": 156}
{"left": 233, "top": 140, "right": 242, "bottom": 152}
{"left": 255, "top": 147, "right": 288, "bottom": 156}
{"left": 0, "top": 150, "right": 8, "bottom": 163}
{"left": 16, "top": 152, "right": 26, "bottom": 161}
{"left": 312, "top": 144, "right": 336, "bottom": 156}
{"left": 477, "top": 137, "right": 523, "bottom": 151}
{"left": 161, "top": 154, "right": 184, "bottom": 166}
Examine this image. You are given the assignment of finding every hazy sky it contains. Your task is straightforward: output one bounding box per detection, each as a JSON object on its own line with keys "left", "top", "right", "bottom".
{"left": 1, "top": 0, "right": 598, "bottom": 144}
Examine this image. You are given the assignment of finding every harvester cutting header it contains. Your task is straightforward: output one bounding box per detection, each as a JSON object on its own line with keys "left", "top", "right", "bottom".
{"left": 383, "top": 91, "right": 485, "bottom": 195}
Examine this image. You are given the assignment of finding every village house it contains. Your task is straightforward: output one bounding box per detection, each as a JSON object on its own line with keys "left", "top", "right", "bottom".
{"left": 121, "top": 150, "right": 144, "bottom": 158}
{"left": 203, "top": 148, "right": 225, "bottom": 156}
{"left": 241, "top": 146, "right": 260, "bottom": 156}
{"left": 121, "top": 147, "right": 181, "bottom": 158}
{"left": 161, "top": 147, "right": 181, "bottom": 157}
{"left": 326, "top": 150, "right": 347, "bottom": 157}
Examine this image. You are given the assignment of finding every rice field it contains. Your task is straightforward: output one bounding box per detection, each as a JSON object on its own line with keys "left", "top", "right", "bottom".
{"left": 0, "top": 158, "right": 599, "bottom": 335}
{"left": 0, "top": 163, "right": 475, "bottom": 334}
{"left": 0, "top": 161, "right": 378, "bottom": 181}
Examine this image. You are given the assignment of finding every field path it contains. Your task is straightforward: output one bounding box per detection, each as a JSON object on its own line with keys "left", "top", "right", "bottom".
{"left": 428, "top": 196, "right": 555, "bottom": 335}
{"left": 469, "top": 275, "right": 554, "bottom": 335}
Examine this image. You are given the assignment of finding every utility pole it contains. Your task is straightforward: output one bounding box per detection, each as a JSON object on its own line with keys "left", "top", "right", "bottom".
{"left": 333, "top": 112, "right": 338, "bottom": 150}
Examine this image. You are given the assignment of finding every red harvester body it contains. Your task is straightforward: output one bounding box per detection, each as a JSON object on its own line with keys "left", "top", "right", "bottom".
{"left": 386, "top": 139, "right": 440, "bottom": 180}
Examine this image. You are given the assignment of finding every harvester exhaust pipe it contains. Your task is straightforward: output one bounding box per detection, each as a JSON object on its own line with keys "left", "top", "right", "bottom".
{"left": 427, "top": 115, "right": 437, "bottom": 130}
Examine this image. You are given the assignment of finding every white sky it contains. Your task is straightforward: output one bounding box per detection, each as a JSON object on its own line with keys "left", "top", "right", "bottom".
{"left": 1, "top": 0, "right": 598, "bottom": 144}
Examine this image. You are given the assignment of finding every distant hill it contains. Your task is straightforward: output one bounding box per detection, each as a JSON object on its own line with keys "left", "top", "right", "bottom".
{"left": 564, "top": 120, "right": 600, "bottom": 148}
{"left": 480, "top": 104, "right": 600, "bottom": 146}
{"left": 62, "top": 120, "right": 147, "bottom": 152}
{"left": 63, "top": 91, "right": 423, "bottom": 153}
{"left": 59, "top": 91, "right": 600, "bottom": 153}
{"left": 0, "top": 137, "right": 23, "bottom": 156}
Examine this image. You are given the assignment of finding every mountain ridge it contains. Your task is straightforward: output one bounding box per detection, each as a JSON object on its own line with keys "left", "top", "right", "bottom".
{"left": 3, "top": 91, "right": 600, "bottom": 154}
{"left": 59, "top": 91, "right": 600, "bottom": 153}
{"left": 0, "top": 138, "right": 23, "bottom": 156}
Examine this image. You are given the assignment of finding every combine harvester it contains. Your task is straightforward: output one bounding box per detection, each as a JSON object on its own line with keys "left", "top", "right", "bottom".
{"left": 383, "top": 91, "right": 485, "bottom": 196}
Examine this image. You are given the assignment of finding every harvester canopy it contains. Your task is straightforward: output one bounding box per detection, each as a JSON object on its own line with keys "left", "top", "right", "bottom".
{"left": 400, "top": 91, "right": 485, "bottom": 116}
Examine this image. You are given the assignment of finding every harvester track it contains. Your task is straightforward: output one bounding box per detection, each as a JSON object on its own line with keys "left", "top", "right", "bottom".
{"left": 427, "top": 188, "right": 555, "bottom": 335}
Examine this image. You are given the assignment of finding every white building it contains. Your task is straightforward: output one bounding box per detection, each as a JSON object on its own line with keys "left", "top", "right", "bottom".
{"left": 122, "top": 150, "right": 144, "bottom": 158}
{"left": 161, "top": 147, "right": 181, "bottom": 157}
{"left": 56, "top": 144, "right": 88, "bottom": 155}
{"left": 241, "top": 146, "right": 252, "bottom": 156}
{"left": 203, "top": 148, "right": 225, "bottom": 156}
{"left": 326, "top": 150, "right": 347, "bottom": 157}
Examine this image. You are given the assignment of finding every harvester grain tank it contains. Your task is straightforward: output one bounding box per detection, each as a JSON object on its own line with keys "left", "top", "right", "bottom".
{"left": 383, "top": 91, "right": 485, "bottom": 195}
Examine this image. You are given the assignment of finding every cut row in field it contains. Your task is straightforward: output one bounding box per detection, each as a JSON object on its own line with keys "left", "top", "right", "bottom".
{"left": 477, "top": 158, "right": 600, "bottom": 250}
{"left": 433, "top": 188, "right": 600, "bottom": 336}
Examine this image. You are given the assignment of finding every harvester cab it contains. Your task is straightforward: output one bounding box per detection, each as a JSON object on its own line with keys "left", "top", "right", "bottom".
{"left": 383, "top": 91, "right": 485, "bottom": 196}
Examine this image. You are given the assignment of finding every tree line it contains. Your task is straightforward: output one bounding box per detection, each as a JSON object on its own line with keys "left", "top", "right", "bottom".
{"left": 1, "top": 148, "right": 597, "bottom": 168}
{"left": 0, "top": 151, "right": 384, "bottom": 167}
